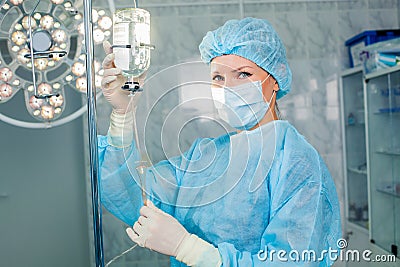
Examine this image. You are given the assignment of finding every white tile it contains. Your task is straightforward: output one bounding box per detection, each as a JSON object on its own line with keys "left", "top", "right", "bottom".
{"left": 286, "top": 59, "right": 311, "bottom": 97}
{"left": 275, "top": 11, "right": 308, "bottom": 60}
{"left": 367, "top": 9, "right": 398, "bottom": 29}
{"left": 275, "top": 2, "right": 306, "bottom": 12}
{"left": 307, "top": 11, "right": 339, "bottom": 59}
{"left": 244, "top": 2, "right": 275, "bottom": 20}
{"left": 338, "top": 10, "right": 369, "bottom": 43}
{"left": 306, "top": 1, "right": 337, "bottom": 11}
{"left": 338, "top": 0, "right": 368, "bottom": 10}
{"left": 309, "top": 59, "right": 340, "bottom": 107}
{"left": 368, "top": 0, "right": 397, "bottom": 9}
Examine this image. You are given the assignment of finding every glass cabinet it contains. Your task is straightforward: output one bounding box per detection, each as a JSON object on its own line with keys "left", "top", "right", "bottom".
{"left": 365, "top": 67, "right": 400, "bottom": 258}
{"left": 341, "top": 65, "right": 400, "bottom": 260}
{"left": 340, "top": 67, "right": 369, "bottom": 230}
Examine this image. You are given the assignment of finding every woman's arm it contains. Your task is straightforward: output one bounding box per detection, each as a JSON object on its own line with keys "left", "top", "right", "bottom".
{"left": 98, "top": 113, "right": 202, "bottom": 225}
{"left": 98, "top": 133, "right": 142, "bottom": 225}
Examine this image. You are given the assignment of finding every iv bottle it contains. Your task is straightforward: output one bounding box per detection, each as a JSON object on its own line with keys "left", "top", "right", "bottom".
{"left": 113, "top": 8, "right": 152, "bottom": 91}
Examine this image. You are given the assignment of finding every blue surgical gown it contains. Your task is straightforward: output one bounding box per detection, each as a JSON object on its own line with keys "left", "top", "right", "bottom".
{"left": 98, "top": 120, "right": 341, "bottom": 266}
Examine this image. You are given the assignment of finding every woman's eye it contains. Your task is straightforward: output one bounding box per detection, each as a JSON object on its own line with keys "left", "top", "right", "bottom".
{"left": 212, "top": 75, "right": 224, "bottom": 81}
{"left": 238, "top": 72, "right": 252, "bottom": 79}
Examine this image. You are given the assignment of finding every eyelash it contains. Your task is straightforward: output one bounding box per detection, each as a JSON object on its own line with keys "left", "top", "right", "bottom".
{"left": 212, "top": 72, "right": 253, "bottom": 81}
{"left": 212, "top": 75, "right": 224, "bottom": 81}
{"left": 238, "top": 72, "right": 252, "bottom": 79}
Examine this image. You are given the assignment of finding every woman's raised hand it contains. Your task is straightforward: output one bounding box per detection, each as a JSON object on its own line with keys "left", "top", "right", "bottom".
{"left": 101, "top": 41, "right": 146, "bottom": 114}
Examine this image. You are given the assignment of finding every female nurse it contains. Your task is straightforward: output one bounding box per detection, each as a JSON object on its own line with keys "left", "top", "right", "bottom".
{"left": 99, "top": 17, "right": 341, "bottom": 266}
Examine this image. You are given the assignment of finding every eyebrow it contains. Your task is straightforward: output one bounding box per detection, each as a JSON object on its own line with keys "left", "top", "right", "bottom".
{"left": 234, "top": 66, "right": 254, "bottom": 72}
{"left": 211, "top": 65, "right": 254, "bottom": 74}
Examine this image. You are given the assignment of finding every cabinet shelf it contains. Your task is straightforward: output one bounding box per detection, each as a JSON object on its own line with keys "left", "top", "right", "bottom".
{"left": 348, "top": 219, "right": 369, "bottom": 230}
{"left": 346, "top": 123, "right": 365, "bottom": 127}
{"left": 373, "top": 107, "right": 400, "bottom": 115}
{"left": 348, "top": 167, "right": 367, "bottom": 175}
{"left": 375, "top": 149, "right": 400, "bottom": 156}
{"left": 376, "top": 186, "right": 400, "bottom": 198}
{"left": 365, "top": 64, "right": 400, "bottom": 79}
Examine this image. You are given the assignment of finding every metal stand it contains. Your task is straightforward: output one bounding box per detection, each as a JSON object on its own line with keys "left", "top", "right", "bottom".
{"left": 83, "top": 0, "right": 104, "bottom": 266}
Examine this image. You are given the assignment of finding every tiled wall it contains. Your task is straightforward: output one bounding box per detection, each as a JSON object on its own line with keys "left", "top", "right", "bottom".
{"left": 96, "top": 1, "right": 399, "bottom": 266}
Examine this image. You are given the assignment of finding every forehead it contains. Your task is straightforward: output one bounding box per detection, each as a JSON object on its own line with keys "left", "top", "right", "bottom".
{"left": 210, "top": 54, "right": 259, "bottom": 72}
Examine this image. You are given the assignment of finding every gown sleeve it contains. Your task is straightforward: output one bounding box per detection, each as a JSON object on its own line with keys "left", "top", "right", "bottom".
{"left": 216, "top": 133, "right": 342, "bottom": 267}
{"left": 98, "top": 135, "right": 201, "bottom": 226}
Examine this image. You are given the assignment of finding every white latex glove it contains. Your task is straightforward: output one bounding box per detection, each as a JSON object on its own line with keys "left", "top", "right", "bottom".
{"left": 101, "top": 41, "right": 146, "bottom": 114}
{"left": 126, "top": 201, "right": 222, "bottom": 267}
{"left": 127, "top": 200, "right": 189, "bottom": 256}
{"left": 107, "top": 110, "right": 134, "bottom": 148}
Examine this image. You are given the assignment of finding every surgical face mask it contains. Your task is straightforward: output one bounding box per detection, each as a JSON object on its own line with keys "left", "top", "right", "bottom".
{"left": 211, "top": 78, "right": 275, "bottom": 131}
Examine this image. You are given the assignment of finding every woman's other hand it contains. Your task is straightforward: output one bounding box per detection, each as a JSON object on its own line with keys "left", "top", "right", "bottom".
{"left": 126, "top": 200, "right": 189, "bottom": 257}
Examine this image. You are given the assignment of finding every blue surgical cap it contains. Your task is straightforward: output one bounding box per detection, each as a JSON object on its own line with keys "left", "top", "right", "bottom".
{"left": 199, "top": 17, "right": 292, "bottom": 99}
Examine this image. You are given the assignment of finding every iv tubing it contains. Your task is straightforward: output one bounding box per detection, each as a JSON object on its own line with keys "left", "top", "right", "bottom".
{"left": 83, "top": 0, "right": 105, "bottom": 266}
{"left": 105, "top": 245, "right": 138, "bottom": 267}
{"left": 131, "top": 105, "right": 147, "bottom": 203}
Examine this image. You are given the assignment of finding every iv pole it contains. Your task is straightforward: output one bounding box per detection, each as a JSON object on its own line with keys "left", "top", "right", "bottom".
{"left": 83, "top": 0, "right": 105, "bottom": 266}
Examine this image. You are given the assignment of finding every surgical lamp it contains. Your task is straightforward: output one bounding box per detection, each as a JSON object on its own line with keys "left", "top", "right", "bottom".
{"left": 0, "top": 0, "right": 111, "bottom": 125}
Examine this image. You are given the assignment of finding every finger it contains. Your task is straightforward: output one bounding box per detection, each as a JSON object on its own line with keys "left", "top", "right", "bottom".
{"left": 101, "top": 75, "right": 117, "bottom": 88}
{"left": 126, "top": 228, "right": 145, "bottom": 247}
{"left": 132, "top": 221, "right": 145, "bottom": 236}
{"left": 126, "top": 227, "right": 139, "bottom": 240}
{"left": 102, "top": 80, "right": 127, "bottom": 93}
{"left": 139, "top": 205, "right": 154, "bottom": 218}
{"left": 138, "top": 215, "right": 148, "bottom": 226}
{"left": 140, "top": 205, "right": 166, "bottom": 220}
{"left": 103, "top": 40, "right": 113, "bottom": 54}
{"left": 146, "top": 200, "right": 165, "bottom": 214}
{"left": 146, "top": 200, "right": 156, "bottom": 209}
{"left": 103, "top": 68, "right": 122, "bottom": 77}
{"left": 102, "top": 53, "right": 115, "bottom": 69}
{"left": 106, "top": 77, "right": 127, "bottom": 91}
